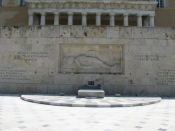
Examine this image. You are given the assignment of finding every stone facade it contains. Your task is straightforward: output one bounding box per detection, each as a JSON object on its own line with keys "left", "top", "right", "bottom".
{"left": 0, "top": 25, "right": 175, "bottom": 96}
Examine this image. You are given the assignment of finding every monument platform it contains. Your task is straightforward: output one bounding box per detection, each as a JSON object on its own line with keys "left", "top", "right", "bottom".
{"left": 78, "top": 85, "right": 105, "bottom": 98}
{"left": 21, "top": 94, "right": 161, "bottom": 108}
{"left": 78, "top": 89, "right": 105, "bottom": 98}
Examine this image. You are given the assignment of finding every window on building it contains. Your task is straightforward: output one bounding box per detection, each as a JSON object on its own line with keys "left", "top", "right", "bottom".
{"left": 0, "top": 0, "right": 3, "bottom": 6}
{"left": 19, "top": 0, "right": 27, "bottom": 6}
{"left": 156, "top": 0, "right": 164, "bottom": 8}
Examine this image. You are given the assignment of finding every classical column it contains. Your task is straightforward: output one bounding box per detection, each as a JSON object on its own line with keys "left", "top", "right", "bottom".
{"left": 40, "top": 12, "right": 46, "bottom": 25}
{"left": 82, "top": 12, "right": 87, "bottom": 26}
{"left": 149, "top": 14, "right": 155, "bottom": 27}
{"left": 54, "top": 12, "right": 59, "bottom": 25}
{"left": 123, "top": 13, "right": 129, "bottom": 26}
{"left": 96, "top": 13, "right": 101, "bottom": 26}
{"left": 137, "top": 14, "right": 142, "bottom": 27}
{"left": 28, "top": 12, "right": 34, "bottom": 25}
{"left": 109, "top": 13, "right": 115, "bottom": 26}
{"left": 68, "top": 12, "right": 73, "bottom": 25}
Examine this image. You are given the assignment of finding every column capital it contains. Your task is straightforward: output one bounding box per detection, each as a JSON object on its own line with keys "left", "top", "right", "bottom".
{"left": 109, "top": 13, "right": 115, "bottom": 16}
{"left": 96, "top": 12, "right": 101, "bottom": 16}
{"left": 28, "top": 12, "right": 34, "bottom": 16}
{"left": 123, "top": 13, "right": 129, "bottom": 16}
{"left": 81, "top": 12, "right": 87, "bottom": 16}
{"left": 137, "top": 13, "right": 142, "bottom": 17}
{"left": 40, "top": 12, "right": 46, "bottom": 16}
{"left": 54, "top": 12, "right": 60, "bottom": 15}
{"left": 149, "top": 14, "right": 155, "bottom": 17}
{"left": 68, "top": 12, "right": 73, "bottom": 15}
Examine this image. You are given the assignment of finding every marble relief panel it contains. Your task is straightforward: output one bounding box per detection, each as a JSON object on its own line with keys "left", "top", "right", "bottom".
{"left": 60, "top": 44, "right": 123, "bottom": 74}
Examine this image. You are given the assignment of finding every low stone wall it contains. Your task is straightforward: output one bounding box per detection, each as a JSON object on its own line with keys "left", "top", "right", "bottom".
{"left": 0, "top": 25, "right": 175, "bottom": 96}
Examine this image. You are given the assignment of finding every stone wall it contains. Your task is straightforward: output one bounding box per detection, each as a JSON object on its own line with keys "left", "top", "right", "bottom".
{"left": 0, "top": 25, "right": 175, "bottom": 96}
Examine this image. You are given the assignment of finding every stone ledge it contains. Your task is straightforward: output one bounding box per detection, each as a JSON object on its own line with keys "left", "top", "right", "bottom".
{"left": 78, "top": 89, "right": 105, "bottom": 98}
{"left": 20, "top": 94, "right": 161, "bottom": 108}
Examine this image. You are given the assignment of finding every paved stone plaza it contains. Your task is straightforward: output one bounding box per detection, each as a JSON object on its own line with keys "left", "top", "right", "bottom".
{"left": 0, "top": 95, "right": 175, "bottom": 131}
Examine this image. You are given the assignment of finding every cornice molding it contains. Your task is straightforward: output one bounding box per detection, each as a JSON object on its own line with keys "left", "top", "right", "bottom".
{"left": 25, "top": 0, "right": 156, "bottom": 3}
{"left": 26, "top": 0, "right": 157, "bottom": 11}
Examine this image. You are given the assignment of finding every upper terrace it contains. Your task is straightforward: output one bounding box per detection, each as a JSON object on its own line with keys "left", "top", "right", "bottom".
{"left": 26, "top": 0, "right": 157, "bottom": 27}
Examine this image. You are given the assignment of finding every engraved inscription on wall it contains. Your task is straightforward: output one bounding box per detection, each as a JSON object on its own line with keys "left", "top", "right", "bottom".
{"left": 134, "top": 54, "right": 166, "bottom": 61}
{"left": 158, "top": 69, "right": 175, "bottom": 85}
{"left": 0, "top": 67, "right": 29, "bottom": 81}
{"left": 60, "top": 44, "right": 123, "bottom": 73}
{"left": 14, "top": 52, "right": 49, "bottom": 61}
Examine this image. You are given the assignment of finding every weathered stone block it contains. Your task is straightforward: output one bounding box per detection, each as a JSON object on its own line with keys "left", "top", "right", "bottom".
{"left": 140, "top": 77, "right": 157, "bottom": 85}
{"left": 60, "top": 26, "right": 70, "bottom": 37}
{"left": 72, "top": 85, "right": 80, "bottom": 95}
{"left": 170, "top": 86, "right": 175, "bottom": 97}
{"left": 152, "top": 46, "right": 164, "bottom": 53}
{"left": 140, "top": 46, "right": 152, "bottom": 53}
{"left": 154, "top": 27, "right": 165, "bottom": 39}
{"left": 48, "top": 84, "right": 60, "bottom": 94}
{"left": 128, "top": 46, "right": 141, "bottom": 53}
{"left": 54, "top": 74, "right": 85, "bottom": 85}
{"left": 24, "top": 84, "right": 36, "bottom": 94}
{"left": 41, "top": 26, "right": 60, "bottom": 37}
{"left": 167, "top": 40, "right": 175, "bottom": 46}
{"left": 127, "top": 60, "right": 141, "bottom": 69}
{"left": 48, "top": 68, "right": 58, "bottom": 76}
{"left": 119, "top": 27, "right": 132, "bottom": 38}
{"left": 20, "top": 44, "right": 32, "bottom": 51}
{"left": 37, "top": 68, "right": 49, "bottom": 76}
{"left": 32, "top": 44, "right": 43, "bottom": 52}
{"left": 9, "top": 84, "right": 24, "bottom": 94}
{"left": 158, "top": 86, "right": 171, "bottom": 97}
{"left": 41, "top": 75, "right": 54, "bottom": 84}
{"left": 70, "top": 26, "right": 83, "bottom": 37}
{"left": 107, "top": 26, "right": 119, "bottom": 38}
{"left": 132, "top": 27, "right": 142, "bottom": 38}
{"left": 84, "top": 38, "right": 99, "bottom": 44}
{"left": 36, "top": 84, "right": 47, "bottom": 94}
{"left": 0, "top": 83, "right": 10, "bottom": 94}
{"left": 43, "top": 44, "right": 58, "bottom": 59}
{"left": 145, "top": 69, "right": 157, "bottom": 77}
{"left": 129, "top": 78, "right": 141, "bottom": 85}
{"left": 140, "top": 61, "right": 153, "bottom": 69}
{"left": 83, "top": 26, "right": 107, "bottom": 38}
{"left": 30, "top": 75, "right": 42, "bottom": 83}
{"left": 119, "top": 39, "right": 134, "bottom": 45}
{"left": 165, "top": 27, "right": 175, "bottom": 39}
{"left": 1, "top": 26, "right": 12, "bottom": 38}
{"left": 60, "top": 85, "right": 72, "bottom": 94}
{"left": 142, "top": 27, "right": 154, "bottom": 39}
{"left": 156, "top": 40, "right": 167, "bottom": 46}
{"left": 12, "top": 26, "right": 23, "bottom": 38}
{"left": 125, "top": 53, "right": 134, "bottom": 61}
{"left": 22, "top": 26, "right": 35, "bottom": 38}
{"left": 102, "top": 85, "right": 110, "bottom": 95}
{"left": 134, "top": 69, "right": 146, "bottom": 77}
{"left": 163, "top": 47, "right": 174, "bottom": 54}
{"left": 137, "top": 86, "right": 149, "bottom": 96}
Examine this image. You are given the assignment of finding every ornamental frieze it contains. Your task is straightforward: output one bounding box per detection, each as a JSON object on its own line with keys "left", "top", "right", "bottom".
{"left": 26, "top": 0, "right": 157, "bottom": 11}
